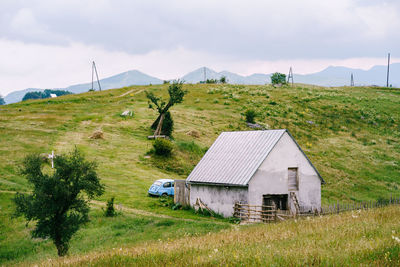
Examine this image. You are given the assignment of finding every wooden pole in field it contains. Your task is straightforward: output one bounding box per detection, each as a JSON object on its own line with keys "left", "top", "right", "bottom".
{"left": 350, "top": 73, "right": 354, "bottom": 86}
{"left": 386, "top": 53, "right": 391, "bottom": 87}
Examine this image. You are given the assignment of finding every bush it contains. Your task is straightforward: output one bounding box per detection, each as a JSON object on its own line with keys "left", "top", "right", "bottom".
{"left": 105, "top": 197, "right": 116, "bottom": 217}
{"left": 270, "top": 72, "right": 287, "bottom": 85}
{"left": 153, "top": 138, "right": 173, "bottom": 156}
{"left": 245, "top": 109, "right": 257, "bottom": 123}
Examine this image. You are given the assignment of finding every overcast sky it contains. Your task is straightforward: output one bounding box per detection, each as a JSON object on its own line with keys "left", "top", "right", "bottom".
{"left": 0, "top": 0, "right": 399, "bottom": 95}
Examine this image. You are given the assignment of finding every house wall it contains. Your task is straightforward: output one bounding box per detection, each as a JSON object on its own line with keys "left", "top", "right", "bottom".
{"left": 248, "top": 132, "right": 321, "bottom": 212}
{"left": 189, "top": 184, "right": 248, "bottom": 217}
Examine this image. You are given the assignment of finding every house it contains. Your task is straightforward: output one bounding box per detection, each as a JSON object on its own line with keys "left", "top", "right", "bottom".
{"left": 186, "top": 129, "right": 324, "bottom": 217}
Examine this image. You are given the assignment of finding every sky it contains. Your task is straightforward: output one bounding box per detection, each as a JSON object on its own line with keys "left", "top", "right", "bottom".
{"left": 0, "top": 0, "right": 399, "bottom": 96}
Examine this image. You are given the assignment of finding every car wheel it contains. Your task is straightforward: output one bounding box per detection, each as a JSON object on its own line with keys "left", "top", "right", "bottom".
{"left": 161, "top": 193, "right": 168, "bottom": 197}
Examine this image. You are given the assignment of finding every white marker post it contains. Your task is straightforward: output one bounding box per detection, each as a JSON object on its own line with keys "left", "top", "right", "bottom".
{"left": 48, "top": 150, "right": 54, "bottom": 168}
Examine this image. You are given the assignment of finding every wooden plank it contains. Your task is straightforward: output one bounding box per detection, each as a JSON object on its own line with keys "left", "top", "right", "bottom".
{"left": 238, "top": 204, "right": 276, "bottom": 209}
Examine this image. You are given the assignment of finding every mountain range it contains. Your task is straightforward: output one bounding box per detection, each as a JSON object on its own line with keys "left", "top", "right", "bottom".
{"left": 3, "top": 63, "right": 399, "bottom": 104}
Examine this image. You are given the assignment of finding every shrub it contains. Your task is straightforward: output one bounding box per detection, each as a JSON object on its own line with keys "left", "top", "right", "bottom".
{"left": 245, "top": 109, "right": 257, "bottom": 123}
{"left": 153, "top": 138, "right": 173, "bottom": 156}
{"left": 270, "top": 72, "right": 287, "bottom": 85}
{"left": 206, "top": 79, "right": 218, "bottom": 84}
{"left": 105, "top": 197, "right": 116, "bottom": 217}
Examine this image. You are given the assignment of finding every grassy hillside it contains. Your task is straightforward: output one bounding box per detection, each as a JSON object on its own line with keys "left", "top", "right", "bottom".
{"left": 42, "top": 206, "right": 400, "bottom": 266}
{"left": 0, "top": 83, "right": 399, "bottom": 265}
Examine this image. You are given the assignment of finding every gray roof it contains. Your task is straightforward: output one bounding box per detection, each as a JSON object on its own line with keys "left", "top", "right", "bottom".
{"left": 187, "top": 129, "right": 324, "bottom": 186}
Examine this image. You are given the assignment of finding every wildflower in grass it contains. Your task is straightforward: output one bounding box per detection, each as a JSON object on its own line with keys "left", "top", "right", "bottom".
{"left": 392, "top": 236, "right": 400, "bottom": 243}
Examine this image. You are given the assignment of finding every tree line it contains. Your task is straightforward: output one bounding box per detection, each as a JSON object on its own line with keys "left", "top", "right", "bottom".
{"left": 22, "top": 89, "right": 73, "bottom": 101}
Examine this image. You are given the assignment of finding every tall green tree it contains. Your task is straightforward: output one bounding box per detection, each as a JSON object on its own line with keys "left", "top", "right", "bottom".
{"left": 146, "top": 80, "right": 187, "bottom": 136}
{"left": 13, "top": 148, "right": 104, "bottom": 256}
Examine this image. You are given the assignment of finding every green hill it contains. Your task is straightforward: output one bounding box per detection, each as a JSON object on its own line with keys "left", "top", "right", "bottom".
{"left": 0, "top": 83, "right": 399, "bottom": 265}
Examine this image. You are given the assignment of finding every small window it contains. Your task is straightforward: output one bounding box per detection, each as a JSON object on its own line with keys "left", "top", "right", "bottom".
{"left": 163, "top": 182, "right": 171, "bottom": 188}
{"left": 288, "top": 168, "right": 298, "bottom": 191}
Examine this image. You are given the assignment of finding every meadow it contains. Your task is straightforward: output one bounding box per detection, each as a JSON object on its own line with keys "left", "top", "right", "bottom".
{"left": 0, "top": 83, "right": 399, "bottom": 265}
{"left": 42, "top": 206, "right": 400, "bottom": 266}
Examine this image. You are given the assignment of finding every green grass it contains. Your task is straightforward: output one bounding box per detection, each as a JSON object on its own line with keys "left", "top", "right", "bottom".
{"left": 0, "top": 83, "right": 399, "bottom": 265}
{"left": 37, "top": 206, "right": 400, "bottom": 266}
{"left": 0, "top": 193, "right": 229, "bottom": 265}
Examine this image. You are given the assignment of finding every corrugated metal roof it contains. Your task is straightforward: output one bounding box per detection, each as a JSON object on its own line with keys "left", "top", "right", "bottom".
{"left": 186, "top": 129, "right": 286, "bottom": 186}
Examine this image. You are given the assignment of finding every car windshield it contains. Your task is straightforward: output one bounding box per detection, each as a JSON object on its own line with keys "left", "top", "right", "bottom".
{"left": 153, "top": 181, "right": 162, "bottom": 186}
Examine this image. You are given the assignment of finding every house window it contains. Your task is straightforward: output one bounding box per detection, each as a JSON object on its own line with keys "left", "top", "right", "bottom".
{"left": 288, "top": 168, "right": 298, "bottom": 191}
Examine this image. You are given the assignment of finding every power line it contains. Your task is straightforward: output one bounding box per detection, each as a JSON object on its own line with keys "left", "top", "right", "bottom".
{"left": 91, "top": 61, "right": 102, "bottom": 91}
{"left": 287, "top": 67, "right": 294, "bottom": 86}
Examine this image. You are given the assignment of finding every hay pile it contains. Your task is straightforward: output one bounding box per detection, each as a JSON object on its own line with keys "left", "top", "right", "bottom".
{"left": 186, "top": 130, "right": 200, "bottom": 138}
{"left": 90, "top": 130, "right": 104, "bottom": 139}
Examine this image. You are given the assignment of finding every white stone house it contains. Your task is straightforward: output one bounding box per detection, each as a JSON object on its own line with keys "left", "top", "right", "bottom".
{"left": 186, "top": 130, "right": 324, "bottom": 217}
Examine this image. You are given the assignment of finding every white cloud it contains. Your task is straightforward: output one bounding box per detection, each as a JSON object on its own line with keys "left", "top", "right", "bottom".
{"left": 0, "top": 0, "right": 399, "bottom": 95}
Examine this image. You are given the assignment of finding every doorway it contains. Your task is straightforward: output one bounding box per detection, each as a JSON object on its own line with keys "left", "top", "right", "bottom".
{"left": 262, "top": 194, "right": 288, "bottom": 211}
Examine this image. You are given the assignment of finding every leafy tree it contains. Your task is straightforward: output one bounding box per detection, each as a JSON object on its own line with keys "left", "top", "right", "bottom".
{"left": 0, "top": 95, "right": 5, "bottom": 105}
{"left": 219, "top": 76, "right": 227, "bottom": 84}
{"left": 146, "top": 80, "right": 187, "bottom": 136}
{"left": 270, "top": 72, "right": 287, "bottom": 85}
{"left": 13, "top": 148, "right": 104, "bottom": 256}
{"left": 206, "top": 79, "right": 218, "bottom": 84}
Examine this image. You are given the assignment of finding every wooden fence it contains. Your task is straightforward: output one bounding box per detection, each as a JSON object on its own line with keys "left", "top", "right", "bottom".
{"left": 233, "top": 203, "right": 292, "bottom": 223}
{"left": 234, "top": 195, "right": 400, "bottom": 223}
{"left": 317, "top": 195, "right": 400, "bottom": 215}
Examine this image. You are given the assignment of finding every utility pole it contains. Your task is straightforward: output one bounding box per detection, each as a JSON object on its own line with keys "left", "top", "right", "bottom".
{"left": 287, "top": 67, "right": 294, "bottom": 86}
{"left": 91, "top": 61, "right": 102, "bottom": 91}
{"left": 386, "top": 53, "right": 390, "bottom": 87}
{"left": 350, "top": 73, "right": 354, "bottom": 87}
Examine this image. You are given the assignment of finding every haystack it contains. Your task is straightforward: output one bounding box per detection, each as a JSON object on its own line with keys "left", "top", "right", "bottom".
{"left": 90, "top": 130, "right": 104, "bottom": 139}
{"left": 186, "top": 130, "right": 200, "bottom": 138}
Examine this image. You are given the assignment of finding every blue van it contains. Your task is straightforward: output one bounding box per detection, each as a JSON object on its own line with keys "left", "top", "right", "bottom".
{"left": 148, "top": 179, "right": 174, "bottom": 197}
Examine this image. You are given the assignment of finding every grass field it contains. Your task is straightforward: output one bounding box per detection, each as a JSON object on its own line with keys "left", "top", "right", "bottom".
{"left": 33, "top": 206, "right": 400, "bottom": 266}
{"left": 0, "top": 83, "right": 399, "bottom": 265}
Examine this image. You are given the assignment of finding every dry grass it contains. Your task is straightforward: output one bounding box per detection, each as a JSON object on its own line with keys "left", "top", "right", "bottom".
{"left": 35, "top": 205, "right": 400, "bottom": 266}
